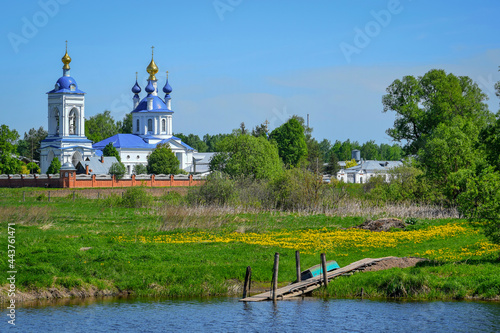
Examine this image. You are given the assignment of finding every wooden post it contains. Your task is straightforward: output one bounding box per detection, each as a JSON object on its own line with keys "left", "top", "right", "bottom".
{"left": 97, "top": 192, "right": 100, "bottom": 199}
{"left": 242, "top": 266, "right": 252, "bottom": 299}
{"left": 73, "top": 191, "right": 75, "bottom": 202}
{"left": 295, "top": 250, "right": 301, "bottom": 282}
{"left": 48, "top": 191, "right": 51, "bottom": 202}
{"left": 361, "top": 287, "right": 364, "bottom": 299}
{"left": 272, "top": 252, "right": 279, "bottom": 301}
{"left": 23, "top": 191, "right": 25, "bottom": 202}
{"left": 321, "top": 253, "right": 328, "bottom": 287}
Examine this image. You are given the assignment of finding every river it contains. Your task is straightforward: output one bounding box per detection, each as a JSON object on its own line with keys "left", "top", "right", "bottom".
{"left": 2, "top": 297, "right": 500, "bottom": 332}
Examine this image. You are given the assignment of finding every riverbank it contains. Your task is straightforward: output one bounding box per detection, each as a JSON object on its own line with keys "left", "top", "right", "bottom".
{"left": 0, "top": 188, "right": 499, "bottom": 303}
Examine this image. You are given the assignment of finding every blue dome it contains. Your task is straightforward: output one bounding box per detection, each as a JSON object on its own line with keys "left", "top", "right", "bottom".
{"left": 145, "top": 80, "right": 155, "bottom": 93}
{"left": 163, "top": 79, "right": 172, "bottom": 94}
{"left": 47, "top": 76, "right": 85, "bottom": 94}
{"left": 132, "top": 80, "right": 141, "bottom": 94}
{"left": 132, "top": 95, "right": 172, "bottom": 113}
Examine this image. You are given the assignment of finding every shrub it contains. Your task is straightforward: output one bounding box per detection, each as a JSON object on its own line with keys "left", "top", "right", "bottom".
{"left": 47, "top": 157, "right": 61, "bottom": 174}
{"left": 187, "top": 172, "right": 235, "bottom": 206}
{"left": 268, "top": 168, "right": 324, "bottom": 210}
{"left": 161, "top": 191, "right": 184, "bottom": 205}
{"left": 109, "top": 162, "right": 126, "bottom": 180}
{"left": 147, "top": 143, "right": 180, "bottom": 175}
{"left": 133, "top": 164, "right": 148, "bottom": 175}
{"left": 26, "top": 162, "right": 40, "bottom": 174}
{"left": 121, "top": 187, "right": 153, "bottom": 208}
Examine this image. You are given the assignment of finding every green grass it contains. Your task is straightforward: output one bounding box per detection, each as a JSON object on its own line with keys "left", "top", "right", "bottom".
{"left": 0, "top": 188, "right": 499, "bottom": 301}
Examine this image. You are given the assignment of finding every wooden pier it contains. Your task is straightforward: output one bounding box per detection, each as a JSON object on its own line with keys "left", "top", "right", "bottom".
{"left": 240, "top": 256, "right": 399, "bottom": 302}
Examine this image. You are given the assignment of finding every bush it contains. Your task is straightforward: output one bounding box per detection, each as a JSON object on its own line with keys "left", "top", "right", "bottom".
{"left": 187, "top": 172, "right": 235, "bottom": 206}
{"left": 121, "top": 187, "right": 153, "bottom": 208}
{"left": 132, "top": 164, "right": 148, "bottom": 175}
{"left": 47, "top": 157, "right": 61, "bottom": 174}
{"left": 161, "top": 191, "right": 184, "bottom": 205}
{"left": 133, "top": 164, "right": 148, "bottom": 175}
{"left": 268, "top": 168, "right": 325, "bottom": 210}
{"left": 109, "top": 162, "right": 126, "bottom": 180}
{"left": 147, "top": 143, "right": 180, "bottom": 175}
{"left": 26, "top": 162, "right": 40, "bottom": 174}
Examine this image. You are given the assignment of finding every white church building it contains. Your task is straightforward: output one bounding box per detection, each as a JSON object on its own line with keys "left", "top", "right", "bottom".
{"left": 40, "top": 46, "right": 196, "bottom": 175}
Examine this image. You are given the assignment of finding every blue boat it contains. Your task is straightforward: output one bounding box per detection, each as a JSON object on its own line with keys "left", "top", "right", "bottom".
{"left": 299, "top": 260, "right": 340, "bottom": 281}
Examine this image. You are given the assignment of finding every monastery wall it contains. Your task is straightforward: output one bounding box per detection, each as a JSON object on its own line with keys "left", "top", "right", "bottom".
{"left": 0, "top": 173, "right": 203, "bottom": 188}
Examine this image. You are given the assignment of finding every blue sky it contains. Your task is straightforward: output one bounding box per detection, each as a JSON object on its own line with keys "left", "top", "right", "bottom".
{"left": 1, "top": 0, "right": 499, "bottom": 144}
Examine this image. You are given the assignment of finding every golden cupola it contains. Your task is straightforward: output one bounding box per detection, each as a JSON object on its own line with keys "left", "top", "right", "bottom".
{"left": 62, "top": 41, "right": 71, "bottom": 70}
{"left": 146, "top": 46, "right": 159, "bottom": 81}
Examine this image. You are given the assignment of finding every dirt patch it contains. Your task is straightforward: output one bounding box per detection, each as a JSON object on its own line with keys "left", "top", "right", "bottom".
{"left": 362, "top": 257, "right": 426, "bottom": 272}
{"left": 354, "top": 218, "right": 406, "bottom": 232}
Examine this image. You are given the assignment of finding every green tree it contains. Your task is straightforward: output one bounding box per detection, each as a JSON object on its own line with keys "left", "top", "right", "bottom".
{"left": 118, "top": 113, "right": 133, "bottom": 134}
{"left": 458, "top": 166, "right": 500, "bottom": 254}
{"left": 305, "top": 137, "right": 323, "bottom": 173}
{"left": 209, "top": 134, "right": 283, "bottom": 180}
{"left": 133, "top": 164, "right": 148, "bottom": 175}
{"left": 0, "top": 124, "right": 23, "bottom": 174}
{"left": 418, "top": 117, "right": 481, "bottom": 200}
{"left": 480, "top": 112, "right": 500, "bottom": 171}
{"left": 26, "top": 162, "right": 40, "bottom": 174}
{"left": 109, "top": 162, "right": 126, "bottom": 179}
{"left": 103, "top": 142, "right": 121, "bottom": 162}
{"left": 251, "top": 122, "right": 269, "bottom": 138}
{"left": 269, "top": 118, "right": 307, "bottom": 167}
{"left": 360, "top": 140, "right": 380, "bottom": 160}
{"left": 383, "top": 69, "right": 493, "bottom": 155}
{"left": 17, "top": 126, "right": 47, "bottom": 161}
{"left": 324, "top": 153, "right": 340, "bottom": 175}
{"left": 345, "top": 159, "right": 357, "bottom": 169}
{"left": 318, "top": 139, "right": 332, "bottom": 161}
{"left": 46, "top": 157, "right": 61, "bottom": 174}
{"left": 147, "top": 143, "right": 180, "bottom": 175}
{"left": 85, "top": 111, "right": 119, "bottom": 143}
{"left": 203, "top": 133, "right": 232, "bottom": 152}
{"left": 174, "top": 133, "right": 208, "bottom": 152}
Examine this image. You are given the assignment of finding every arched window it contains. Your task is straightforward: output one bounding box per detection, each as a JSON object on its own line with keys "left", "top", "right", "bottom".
{"left": 69, "top": 109, "right": 77, "bottom": 135}
{"left": 148, "top": 119, "right": 152, "bottom": 132}
{"left": 47, "top": 150, "right": 54, "bottom": 165}
{"left": 162, "top": 119, "right": 166, "bottom": 132}
{"left": 136, "top": 119, "right": 140, "bottom": 132}
{"left": 54, "top": 108, "right": 60, "bottom": 135}
{"left": 71, "top": 151, "right": 82, "bottom": 168}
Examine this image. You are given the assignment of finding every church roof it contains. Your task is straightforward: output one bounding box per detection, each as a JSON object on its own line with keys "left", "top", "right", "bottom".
{"left": 92, "top": 134, "right": 194, "bottom": 151}
{"left": 344, "top": 160, "right": 403, "bottom": 173}
{"left": 131, "top": 95, "right": 173, "bottom": 113}
{"left": 76, "top": 156, "right": 119, "bottom": 175}
{"left": 47, "top": 76, "right": 85, "bottom": 94}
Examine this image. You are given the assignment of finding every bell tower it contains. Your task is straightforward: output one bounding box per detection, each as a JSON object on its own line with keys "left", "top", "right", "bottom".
{"left": 40, "top": 42, "right": 94, "bottom": 174}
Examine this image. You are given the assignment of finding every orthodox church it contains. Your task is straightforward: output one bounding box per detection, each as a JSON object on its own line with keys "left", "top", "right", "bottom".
{"left": 40, "top": 46, "right": 196, "bottom": 175}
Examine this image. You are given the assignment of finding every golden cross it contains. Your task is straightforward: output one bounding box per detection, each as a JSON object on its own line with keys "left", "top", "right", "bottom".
{"left": 65, "top": 40, "right": 68, "bottom": 51}
{"left": 166, "top": 70, "right": 169, "bottom": 79}
{"left": 135, "top": 72, "right": 138, "bottom": 80}
{"left": 151, "top": 45, "right": 154, "bottom": 57}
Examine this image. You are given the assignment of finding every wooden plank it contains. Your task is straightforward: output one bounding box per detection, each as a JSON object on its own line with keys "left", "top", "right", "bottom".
{"left": 240, "top": 256, "right": 399, "bottom": 302}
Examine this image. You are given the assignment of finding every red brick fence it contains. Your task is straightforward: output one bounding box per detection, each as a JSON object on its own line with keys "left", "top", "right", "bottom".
{"left": 0, "top": 171, "right": 204, "bottom": 188}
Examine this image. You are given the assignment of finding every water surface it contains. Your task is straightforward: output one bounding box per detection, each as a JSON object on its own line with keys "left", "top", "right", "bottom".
{"left": 3, "top": 297, "right": 500, "bottom": 332}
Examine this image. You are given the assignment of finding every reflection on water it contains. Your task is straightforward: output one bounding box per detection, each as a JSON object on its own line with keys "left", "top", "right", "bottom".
{"left": 2, "top": 297, "right": 500, "bottom": 332}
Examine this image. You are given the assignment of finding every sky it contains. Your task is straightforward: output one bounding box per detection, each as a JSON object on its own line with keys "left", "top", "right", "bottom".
{"left": 1, "top": 0, "right": 499, "bottom": 145}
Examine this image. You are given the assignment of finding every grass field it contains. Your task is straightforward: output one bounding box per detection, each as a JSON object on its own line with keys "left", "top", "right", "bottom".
{"left": 0, "top": 187, "right": 499, "bottom": 301}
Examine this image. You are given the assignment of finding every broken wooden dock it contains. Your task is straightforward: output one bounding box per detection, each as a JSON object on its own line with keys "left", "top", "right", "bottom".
{"left": 240, "top": 256, "right": 399, "bottom": 302}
